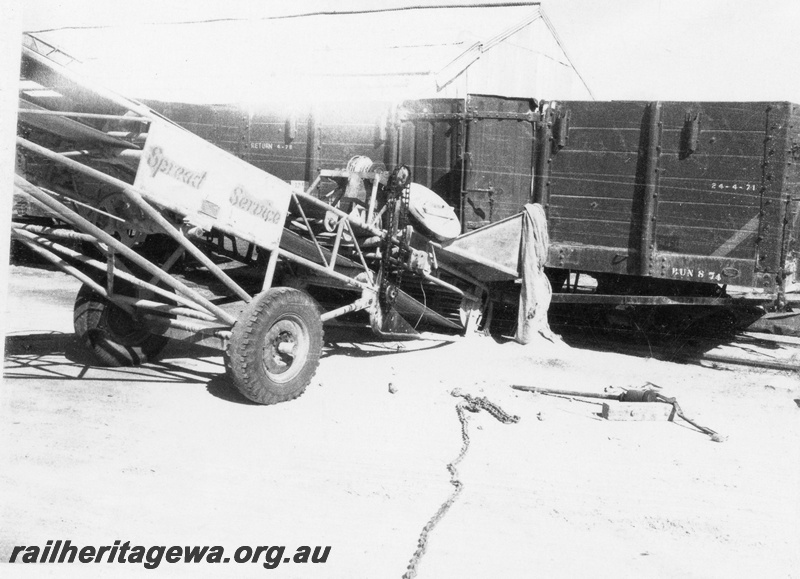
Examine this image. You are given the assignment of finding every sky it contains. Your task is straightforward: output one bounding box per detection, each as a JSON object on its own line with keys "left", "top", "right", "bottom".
{"left": 12, "top": 0, "right": 800, "bottom": 104}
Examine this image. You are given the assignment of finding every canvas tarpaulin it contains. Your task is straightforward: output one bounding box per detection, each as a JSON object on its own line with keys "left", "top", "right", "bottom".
{"left": 515, "top": 203, "right": 556, "bottom": 344}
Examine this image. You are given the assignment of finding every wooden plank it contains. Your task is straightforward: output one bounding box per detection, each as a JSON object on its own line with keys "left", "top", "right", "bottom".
{"left": 658, "top": 101, "right": 777, "bottom": 133}
{"left": 563, "top": 101, "right": 650, "bottom": 130}
{"left": 659, "top": 128, "right": 765, "bottom": 157}
{"left": 656, "top": 223, "right": 759, "bottom": 258}
{"left": 548, "top": 217, "right": 633, "bottom": 248}
{"left": 549, "top": 197, "right": 636, "bottom": 223}
{"left": 601, "top": 402, "right": 674, "bottom": 421}
{"left": 657, "top": 202, "right": 760, "bottom": 230}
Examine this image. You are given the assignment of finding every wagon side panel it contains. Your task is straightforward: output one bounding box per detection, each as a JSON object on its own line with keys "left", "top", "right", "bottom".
{"left": 542, "top": 100, "right": 791, "bottom": 292}
{"left": 246, "top": 106, "right": 311, "bottom": 186}
{"left": 145, "top": 101, "right": 246, "bottom": 160}
{"left": 543, "top": 101, "right": 650, "bottom": 276}
{"left": 653, "top": 102, "right": 786, "bottom": 290}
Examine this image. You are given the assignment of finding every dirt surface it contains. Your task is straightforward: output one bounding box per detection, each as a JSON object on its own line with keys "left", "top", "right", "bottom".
{"left": 2, "top": 265, "right": 799, "bottom": 578}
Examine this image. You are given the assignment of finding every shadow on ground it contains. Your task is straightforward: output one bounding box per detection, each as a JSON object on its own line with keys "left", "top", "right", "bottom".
{"left": 4, "top": 332, "right": 224, "bottom": 384}
{"left": 321, "top": 325, "right": 456, "bottom": 359}
{"left": 4, "top": 325, "right": 460, "bottom": 407}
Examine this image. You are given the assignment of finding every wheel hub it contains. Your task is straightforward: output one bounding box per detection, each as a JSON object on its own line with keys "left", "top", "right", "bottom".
{"left": 101, "top": 301, "right": 149, "bottom": 345}
{"left": 261, "top": 318, "right": 310, "bottom": 384}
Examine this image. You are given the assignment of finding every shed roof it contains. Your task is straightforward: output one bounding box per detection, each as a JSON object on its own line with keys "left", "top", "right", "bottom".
{"left": 27, "top": 3, "right": 592, "bottom": 105}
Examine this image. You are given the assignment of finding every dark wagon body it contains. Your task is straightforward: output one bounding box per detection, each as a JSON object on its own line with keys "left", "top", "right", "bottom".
{"left": 142, "top": 100, "right": 392, "bottom": 191}
{"left": 142, "top": 95, "right": 800, "bottom": 311}
{"left": 396, "top": 96, "right": 800, "bottom": 307}
{"left": 538, "top": 100, "right": 800, "bottom": 296}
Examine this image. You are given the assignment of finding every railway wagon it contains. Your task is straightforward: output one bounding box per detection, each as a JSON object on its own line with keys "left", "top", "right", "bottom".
{"left": 142, "top": 99, "right": 394, "bottom": 194}
{"left": 141, "top": 96, "right": 800, "bottom": 331}
{"left": 148, "top": 96, "right": 799, "bottom": 301}
{"left": 396, "top": 96, "right": 800, "bottom": 323}
{"left": 534, "top": 100, "right": 800, "bottom": 297}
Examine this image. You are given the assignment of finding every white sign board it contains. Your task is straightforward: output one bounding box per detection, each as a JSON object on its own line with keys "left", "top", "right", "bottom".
{"left": 134, "top": 120, "right": 292, "bottom": 251}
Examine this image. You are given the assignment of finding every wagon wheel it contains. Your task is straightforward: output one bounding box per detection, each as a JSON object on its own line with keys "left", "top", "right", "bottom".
{"left": 96, "top": 192, "right": 148, "bottom": 246}
{"left": 76, "top": 191, "right": 148, "bottom": 247}
{"left": 73, "top": 284, "right": 169, "bottom": 366}
{"left": 227, "top": 288, "right": 324, "bottom": 405}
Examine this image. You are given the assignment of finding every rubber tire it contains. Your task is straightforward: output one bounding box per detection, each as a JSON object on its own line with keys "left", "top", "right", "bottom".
{"left": 227, "top": 287, "right": 323, "bottom": 405}
{"left": 73, "top": 284, "right": 169, "bottom": 366}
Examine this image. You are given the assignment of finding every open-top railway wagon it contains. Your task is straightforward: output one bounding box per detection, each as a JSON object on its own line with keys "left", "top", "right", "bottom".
{"left": 143, "top": 93, "right": 800, "bottom": 334}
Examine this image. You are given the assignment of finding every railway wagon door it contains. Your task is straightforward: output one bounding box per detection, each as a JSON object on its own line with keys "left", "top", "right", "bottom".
{"left": 397, "top": 94, "right": 537, "bottom": 233}
{"left": 460, "top": 95, "right": 538, "bottom": 231}
{"left": 538, "top": 100, "right": 789, "bottom": 291}
{"left": 396, "top": 97, "right": 468, "bottom": 219}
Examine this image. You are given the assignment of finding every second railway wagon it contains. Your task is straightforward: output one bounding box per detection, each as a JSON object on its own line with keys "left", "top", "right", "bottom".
{"left": 147, "top": 96, "right": 799, "bottom": 315}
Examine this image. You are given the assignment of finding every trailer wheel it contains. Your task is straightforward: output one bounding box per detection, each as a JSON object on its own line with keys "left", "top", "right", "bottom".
{"left": 227, "top": 288, "right": 323, "bottom": 405}
{"left": 73, "top": 284, "right": 168, "bottom": 366}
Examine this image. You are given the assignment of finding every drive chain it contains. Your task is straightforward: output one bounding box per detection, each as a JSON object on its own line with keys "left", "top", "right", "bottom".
{"left": 402, "top": 390, "right": 519, "bottom": 579}
{"left": 379, "top": 166, "right": 411, "bottom": 310}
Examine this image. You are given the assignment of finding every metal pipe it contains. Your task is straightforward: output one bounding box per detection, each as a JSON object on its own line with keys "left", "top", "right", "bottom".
{"left": 14, "top": 175, "right": 237, "bottom": 325}
{"left": 11, "top": 222, "right": 97, "bottom": 243}
{"left": 106, "top": 250, "right": 116, "bottom": 295}
{"left": 279, "top": 248, "right": 371, "bottom": 291}
{"left": 149, "top": 245, "right": 185, "bottom": 284}
{"left": 12, "top": 225, "right": 213, "bottom": 316}
{"left": 420, "top": 272, "right": 467, "bottom": 297}
{"left": 12, "top": 234, "right": 112, "bottom": 305}
{"left": 124, "top": 185, "right": 252, "bottom": 303}
{"left": 320, "top": 297, "right": 373, "bottom": 322}
{"left": 329, "top": 218, "right": 346, "bottom": 270}
{"left": 367, "top": 177, "right": 380, "bottom": 224}
{"left": 387, "top": 255, "right": 471, "bottom": 298}
{"left": 38, "top": 189, "right": 126, "bottom": 223}
{"left": 303, "top": 174, "right": 322, "bottom": 196}
{"left": 262, "top": 249, "right": 279, "bottom": 292}
{"left": 18, "top": 109, "right": 150, "bottom": 122}
{"left": 511, "top": 385, "right": 621, "bottom": 400}
{"left": 16, "top": 136, "right": 252, "bottom": 304}
{"left": 23, "top": 45, "right": 158, "bottom": 122}
{"left": 290, "top": 192, "right": 328, "bottom": 267}
{"left": 345, "top": 220, "right": 374, "bottom": 283}
{"left": 106, "top": 131, "right": 149, "bottom": 142}
{"left": 111, "top": 295, "right": 219, "bottom": 322}
{"left": 140, "top": 314, "right": 230, "bottom": 335}
{"left": 293, "top": 186, "right": 386, "bottom": 239}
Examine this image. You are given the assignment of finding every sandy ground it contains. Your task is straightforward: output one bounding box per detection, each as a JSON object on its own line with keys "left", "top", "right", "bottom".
{"left": 2, "top": 264, "right": 799, "bottom": 578}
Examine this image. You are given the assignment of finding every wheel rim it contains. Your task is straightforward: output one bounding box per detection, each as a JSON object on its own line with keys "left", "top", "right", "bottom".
{"left": 98, "top": 194, "right": 146, "bottom": 247}
{"left": 260, "top": 315, "right": 311, "bottom": 384}
{"left": 79, "top": 192, "right": 147, "bottom": 248}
